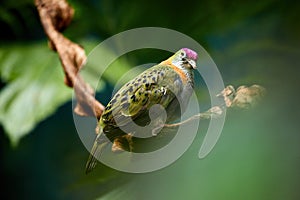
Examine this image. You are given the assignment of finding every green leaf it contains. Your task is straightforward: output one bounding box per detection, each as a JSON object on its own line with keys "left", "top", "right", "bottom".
{"left": 0, "top": 40, "right": 137, "bottom": 146}
{"left": 0, "top": 42, "right": 73, "bottom": 145}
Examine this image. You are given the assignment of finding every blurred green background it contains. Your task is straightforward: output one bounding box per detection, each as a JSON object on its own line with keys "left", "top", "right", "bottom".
{"left": 1, "top": 0, "right": 300, "bottom": 199}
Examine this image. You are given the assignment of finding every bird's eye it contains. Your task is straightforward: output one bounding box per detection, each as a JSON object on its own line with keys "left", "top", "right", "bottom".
{"left": 180, "top": 51, "right": 186, "bottom": 59}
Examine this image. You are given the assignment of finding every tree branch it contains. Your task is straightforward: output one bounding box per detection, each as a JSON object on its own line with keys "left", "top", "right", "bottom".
{"left": 112, "top": 84, "right": 266, "bottom": 152}
{"left": 163, "top": 84, "right": 266, "bottom": 128}
{"left": 35, "top": 0, "right": 105, "bottom": 119}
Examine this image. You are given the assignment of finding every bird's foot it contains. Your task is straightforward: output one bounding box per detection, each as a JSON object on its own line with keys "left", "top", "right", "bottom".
{"left": 111, "top": 134, "right": 133, "bottom": 153}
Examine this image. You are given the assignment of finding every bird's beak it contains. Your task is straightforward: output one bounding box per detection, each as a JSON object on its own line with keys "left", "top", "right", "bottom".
{"left": 188, "top": 59, "right": 197, "bottom": 69}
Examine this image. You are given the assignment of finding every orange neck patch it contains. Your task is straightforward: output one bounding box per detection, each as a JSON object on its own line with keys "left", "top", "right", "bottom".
{"left": 160, "top": 59, "right": 188, "bottom": 83}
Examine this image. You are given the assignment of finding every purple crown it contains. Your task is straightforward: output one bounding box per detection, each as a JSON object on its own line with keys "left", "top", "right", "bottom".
{"left": 182, "top": 48, "right": 198, "bottom": 60}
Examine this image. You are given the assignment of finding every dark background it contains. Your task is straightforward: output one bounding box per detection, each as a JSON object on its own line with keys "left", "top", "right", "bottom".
{"left": 1, "top": 0, "right": 300, "bottom": 199}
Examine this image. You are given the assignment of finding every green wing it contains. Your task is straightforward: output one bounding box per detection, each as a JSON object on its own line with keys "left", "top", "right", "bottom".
{"left": 100, "top": 64, "right": 182, "bottom": 131}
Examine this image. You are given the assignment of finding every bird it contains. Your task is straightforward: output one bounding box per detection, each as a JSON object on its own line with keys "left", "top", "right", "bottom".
{"left": 85, "top": 48, "right": 198, "bottom": 173}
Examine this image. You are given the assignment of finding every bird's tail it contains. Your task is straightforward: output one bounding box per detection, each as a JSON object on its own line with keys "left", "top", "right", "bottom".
{"left": 85, "top": 134, "right": 107, "bottom": 174}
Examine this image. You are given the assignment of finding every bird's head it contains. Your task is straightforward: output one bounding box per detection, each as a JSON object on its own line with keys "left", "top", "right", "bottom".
{"left": 170, "top": 48, "right": 198, "bottom": 70}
